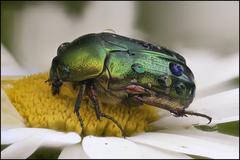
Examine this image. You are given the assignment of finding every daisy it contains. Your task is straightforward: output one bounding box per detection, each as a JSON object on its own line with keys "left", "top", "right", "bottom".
{"left": 1, "top": 41, "right": 239, "bottom": 159}
{"left": 1, "top": 1, "right": 239, "bottom": 159}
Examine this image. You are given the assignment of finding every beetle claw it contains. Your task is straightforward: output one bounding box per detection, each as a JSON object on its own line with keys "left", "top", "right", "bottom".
{"left": 88, "top": 82, "right": 126, "bottom": 138}
{"left": 45, "top": 79, "right": 51, "bottom": 83}
{"left": 179, "top": 110, "right": 212, "bottom": 124}
{"left": 51, "top": 79, "right": 62, "bottom": 95}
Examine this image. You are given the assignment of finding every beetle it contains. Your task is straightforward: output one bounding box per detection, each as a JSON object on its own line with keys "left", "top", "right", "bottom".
{"left": 47, "top": 32, "right": 212, "bottom": 137}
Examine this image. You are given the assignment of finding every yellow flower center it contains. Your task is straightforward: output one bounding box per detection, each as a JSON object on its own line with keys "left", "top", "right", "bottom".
{"left": 2, "top": 73, "right": 159, "bottom": 137}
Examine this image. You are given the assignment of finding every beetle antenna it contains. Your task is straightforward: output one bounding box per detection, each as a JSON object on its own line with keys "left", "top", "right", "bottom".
{"left": 183, "top": 110, "right": 212, "bottom": 124}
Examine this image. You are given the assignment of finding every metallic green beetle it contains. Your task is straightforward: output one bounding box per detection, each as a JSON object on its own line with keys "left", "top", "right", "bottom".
{"left": 48, "top": 32, "right": 211, "bottom": 137}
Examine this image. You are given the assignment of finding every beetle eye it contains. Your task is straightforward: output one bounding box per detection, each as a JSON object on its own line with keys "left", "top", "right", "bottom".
{"left": 169, "top": 63, "right": 184, "bottom": 76}
{"left": 57, "top": 42, "right": 70, "bottom": 55}
{"left": 158, "top": 75, "right": 172, "bottom": 87}
{"left": 175, "top": 83, "right": 187, "bottom": 95}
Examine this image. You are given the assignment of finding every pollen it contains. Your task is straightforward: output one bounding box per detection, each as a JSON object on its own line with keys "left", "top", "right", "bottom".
{"left": 2, "top": 73, "right": 159, "bottom": 137}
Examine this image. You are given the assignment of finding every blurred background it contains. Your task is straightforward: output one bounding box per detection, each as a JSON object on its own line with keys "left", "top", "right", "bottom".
{"left": 1, "top": 1, "right": 239, "bottom": 95}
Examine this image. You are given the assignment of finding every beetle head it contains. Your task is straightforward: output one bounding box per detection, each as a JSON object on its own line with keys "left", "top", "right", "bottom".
{"left": 127, "top": 61, "right": 195, "bottom": 109}
{"left": 105, "top": 50, "right": 196, "bottom": 109}
{"left": 48, "top": 42, "right": 73, "bottom": 94}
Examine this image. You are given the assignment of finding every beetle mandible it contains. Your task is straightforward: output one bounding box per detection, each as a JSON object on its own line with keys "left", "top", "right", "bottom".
{"left": 48, "top": 32, "right": 212, "bottom": 137}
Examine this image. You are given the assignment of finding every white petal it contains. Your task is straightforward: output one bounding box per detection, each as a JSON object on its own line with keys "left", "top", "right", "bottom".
{"left": 1, "top": 135, "right": 44, "bottom": 159}
{"left": 191, "top": 88, "right": 239, "bottom": 124}
{"left": 161, "top": 127, "right": 239, "bottom": 147}
{"left": 1, "top": 128, "right": 50, "bottom": 144}
{"left": 196, "top": 78, "right": 239, "bottom": 99}
{"left": 1, "top": 44, "right": 26, "bottom": 76}
{"left": 1, "top": 114, "right": 26, "bottom": 131}
{"left": 153, "top": 88, "right": 239, "bottom": 129}
{"left": 1, "top": 89, "right": 25, "bottom": 130}
{"left": 183, "top": 50, "right": 238, "bottom": 93}
{"left": 151, "top": 116, "right": 200, "bottom": 130}
{"left": 128, "top": 132, "right": 238, "bottom": 159}
{"left": 82, "top": 136, "right": 140, "bottom": 159}
{"left": 1, "top": 128, "right": 81, "bottom": 146}
{"left": 58, "top": 144, "right": 89, "bottom": 159}
{"left": 43, "top": 132, "right": 81, "bottom": 147}
{"left": 83, "top": 136, "right": 191, "bottom": 159}
{"left": 136, "top": 143, "right": 191, "bottom": 159}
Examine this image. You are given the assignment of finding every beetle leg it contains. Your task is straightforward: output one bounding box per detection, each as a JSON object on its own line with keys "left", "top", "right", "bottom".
{"left": 181, "top": 110, "right": 212, "bottom": 124}
{"left": 134, "top": 95, "right": 212, "bottom": 124}
{"left": 72, "top": 82, "right": 79, "bottom": 91}
{"left": 52, "top": 79, "right": 62, "bottom": 95}
{"left": 88, "top": 83, "right": 101, "bottom": 120}
{"left": 88, "top": 82, "right": 126, "bottom": 137}
{"left": 95, "top": 80, "right": 119, "bottom": 99}
{"left": 74, "top": 82, "right": 86, "bottom": 137}
{"left": 134, "top": 95, "right": 180, "bottom": 113}
{"left": 99, "top": 113, "right": 127, "bottom": 137}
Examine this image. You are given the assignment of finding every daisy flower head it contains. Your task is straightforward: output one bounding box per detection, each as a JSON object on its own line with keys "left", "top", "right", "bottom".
{"left": 1, "top": 44, "right": 239, "bottom": 159}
